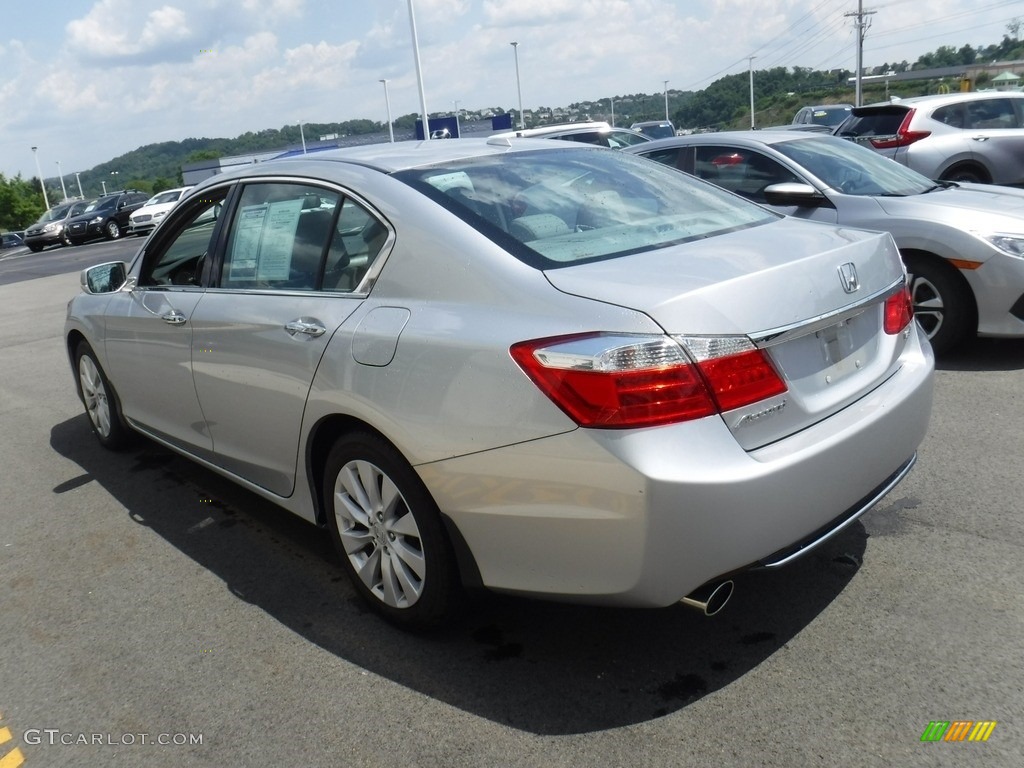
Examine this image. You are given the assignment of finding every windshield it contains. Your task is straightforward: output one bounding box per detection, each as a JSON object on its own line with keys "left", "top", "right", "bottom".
{"left": 775, "top": 136, "right": 934, "bottom": 196}
{"left": 41, "top": 204, "right": 73, "bottom": 222}
{"left": 396, "top": 147, "right": 777, "bottom": 268}
{"left": 146, "top": 190, "right": 183, "bottom": 206}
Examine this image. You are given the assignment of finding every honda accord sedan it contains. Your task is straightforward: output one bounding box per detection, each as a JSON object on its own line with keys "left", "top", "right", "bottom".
{"left": 66, "top": 138, "right": 933, "bottom": 627}
{"left": 628, "top": 131, "right": 1024, "bottom": 354}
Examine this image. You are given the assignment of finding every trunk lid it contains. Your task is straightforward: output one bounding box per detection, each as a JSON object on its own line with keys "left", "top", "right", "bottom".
{"left": 543, "top": 218, "right": 911, "bottom": 449}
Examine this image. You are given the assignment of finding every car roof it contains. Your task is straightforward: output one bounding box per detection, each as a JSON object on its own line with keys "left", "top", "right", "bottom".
{"left": 630, "top": 130, "right": 811, "bottom": 150}
{"left": 858, "top": 91, "right": 1024, "bottom": 110}
{"left": 211, "top": 136, "right": 573, "bottom": 178}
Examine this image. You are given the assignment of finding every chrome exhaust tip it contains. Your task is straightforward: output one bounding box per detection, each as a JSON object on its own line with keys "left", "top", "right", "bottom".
{"left": 680, "top": 580, "right": 734, "bottom": 616}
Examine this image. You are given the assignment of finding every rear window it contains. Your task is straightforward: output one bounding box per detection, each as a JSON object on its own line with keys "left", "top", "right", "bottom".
{"left": 395, "top": 147, "right": 777, "bottom": 269}
{"left": 836, "top": 107, "right": 909, "bottom": 138}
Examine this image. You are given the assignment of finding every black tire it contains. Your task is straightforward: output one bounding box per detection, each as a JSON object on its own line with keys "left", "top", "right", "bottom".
{"left": 74, "top": 341, "right": 133, "bottom": 450}
{"left": 940, "top": 164, "right": 989, "bottom": 184}
{"left": 28, "top": 244, "right": 43, "bottom": 253}
{"left": 105, "top": 220, "right": 121, "bottom": 240}
{"left": 323, "top": 432, "right": 460, "bottom": 628}
{"left": 903, "top": 253, "right": 972, "bottom": 355}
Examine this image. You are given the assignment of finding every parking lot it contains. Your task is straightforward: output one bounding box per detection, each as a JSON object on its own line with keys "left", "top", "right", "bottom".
{"left": 1, "top": 239, "right": 1022, "bottom": 767}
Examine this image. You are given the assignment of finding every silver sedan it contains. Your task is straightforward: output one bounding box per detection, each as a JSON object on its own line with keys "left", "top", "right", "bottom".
{"left": 66, "top": 138, "right": 933, "bottom": 627}
{"left": 627, "top": 131, "right": 1024, "bottom": 354}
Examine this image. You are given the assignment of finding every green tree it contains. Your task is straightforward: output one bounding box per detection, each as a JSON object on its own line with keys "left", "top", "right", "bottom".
{"left": 0, "top": 173, "right": 46, "bottom": 230}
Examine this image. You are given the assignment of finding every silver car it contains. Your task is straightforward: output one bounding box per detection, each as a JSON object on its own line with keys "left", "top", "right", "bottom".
{"left": 66, "top": 139, "right": 933, "bottom": 627}
{"left": 628, "top": 131, "right": 1024, "bottom": 353}
{"left": 835, "top": 91, "right": 1024, "bottom": 185}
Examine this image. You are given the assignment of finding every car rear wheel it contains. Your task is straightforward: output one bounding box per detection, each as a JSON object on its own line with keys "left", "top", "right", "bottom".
{"left": 323, "top": 432, "right": 459, "bottom": 628}
{"left": 903, "top": 253, "right": 972, "bottom": 354}
{"left": 105, "top": 220, "right": 121, "bottom": 240}
{"left": 75, "top": 341, "right": 133, "bottom": 449}
{"left": 940, "top": 163, "right": 990, "bottom": 184}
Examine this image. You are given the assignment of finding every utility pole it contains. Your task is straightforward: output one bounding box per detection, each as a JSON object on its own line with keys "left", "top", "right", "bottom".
{"left": 747, "top": 56, "right": 756, "bottom": 129}
{"left": 845, "top": 1, "right": 876, "bottom": 106}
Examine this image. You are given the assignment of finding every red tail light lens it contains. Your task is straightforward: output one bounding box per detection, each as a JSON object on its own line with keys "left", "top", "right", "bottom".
{"left": 884, "top": 285, "right": 914, "bottom": 334}
{"left": 510, "top": 333, "right": 787, "bottom": 429}
{"left": 868, "top": 109, "right": 930, "bottom": 149}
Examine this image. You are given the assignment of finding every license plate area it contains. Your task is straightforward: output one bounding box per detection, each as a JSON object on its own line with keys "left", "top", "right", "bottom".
{"left": 768, "top": 308, "right": 880, "bottom": 397}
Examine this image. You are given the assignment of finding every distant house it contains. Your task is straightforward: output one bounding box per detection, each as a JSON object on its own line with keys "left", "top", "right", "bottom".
{"left": 991, "top": 71, "right": 1021, "bottom": 91}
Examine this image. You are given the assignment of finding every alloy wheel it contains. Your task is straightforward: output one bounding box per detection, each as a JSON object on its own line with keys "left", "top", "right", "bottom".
{"left": 333, "top": 459, "right": 426, "bottom": 609}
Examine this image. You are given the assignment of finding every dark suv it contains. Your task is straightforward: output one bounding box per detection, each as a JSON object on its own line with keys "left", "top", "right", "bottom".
{"left": 65, "top": 190, "right": 149, "bottom": 245}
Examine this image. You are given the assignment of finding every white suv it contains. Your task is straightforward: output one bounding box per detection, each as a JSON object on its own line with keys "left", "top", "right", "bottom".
{"left": 836, "top": 91, "right": 1024, "bottom": 185}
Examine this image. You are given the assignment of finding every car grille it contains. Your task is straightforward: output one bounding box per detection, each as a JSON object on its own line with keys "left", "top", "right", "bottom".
{"left": 134, "top": 215, "right": 152, "bottom": 224}
{"left": 67, "top": 223, "right": 87, "bottom": 235}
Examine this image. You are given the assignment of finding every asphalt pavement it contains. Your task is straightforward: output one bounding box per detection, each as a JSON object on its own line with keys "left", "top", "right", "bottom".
{"left": 0, "top": 246, "right": 1021, "bottom": 767}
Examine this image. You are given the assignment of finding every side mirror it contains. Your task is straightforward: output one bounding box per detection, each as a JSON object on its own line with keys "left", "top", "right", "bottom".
{"left": 763, "top": 182, "right": 828, "bottom": 207}
{"left": 81, "top": 261, "right": 129, "bottom": 294}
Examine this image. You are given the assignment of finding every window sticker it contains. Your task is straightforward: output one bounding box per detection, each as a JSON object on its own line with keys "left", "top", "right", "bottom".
{"left": 228, "top": 198, "right": 303, "bottom": 282}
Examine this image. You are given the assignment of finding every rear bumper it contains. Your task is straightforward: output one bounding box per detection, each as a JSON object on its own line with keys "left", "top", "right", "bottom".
{"left": 418, "top": 330, "right": 934, "bottom": 607}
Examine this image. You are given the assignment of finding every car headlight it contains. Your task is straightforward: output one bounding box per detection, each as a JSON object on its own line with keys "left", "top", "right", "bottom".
{"left": 90, "top": 216, "right": 104, "bottom": 224}
{"left": 153, "top": 211, "right": 167, "bottom": 219}
{"left": 982, "top": 233, "right": 1024, "bottom": 258}
{"left": 43, "top": 222, "right": 60, "bottom": 232}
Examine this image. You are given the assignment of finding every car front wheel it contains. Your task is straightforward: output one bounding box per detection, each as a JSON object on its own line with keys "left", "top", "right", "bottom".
{"left": 903, "top": 254, "right": 972, "bottom": 355}
{"left": 323, "top": 432, "right": 459, "bottom": 628}
{"left": 105, "top": 220, "right": 121, "bottom": 239}
{"left": 75, "top": 341, "right": 132, "bottom": 449}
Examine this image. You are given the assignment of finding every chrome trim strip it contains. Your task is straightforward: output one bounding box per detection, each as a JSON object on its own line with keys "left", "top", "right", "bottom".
{"left": 751, "top": 277, "right": 904, "bottom": 348}
{"left": 759, "top": 452, "right": 917, "bottom": 568}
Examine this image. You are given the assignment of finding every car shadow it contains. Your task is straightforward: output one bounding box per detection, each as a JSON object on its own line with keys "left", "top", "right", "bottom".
{"left": 937, "top": 337, "right": 1024, "bottom": 371}
{"left": 50, "top": 415, "right": 868, "bottom": 735}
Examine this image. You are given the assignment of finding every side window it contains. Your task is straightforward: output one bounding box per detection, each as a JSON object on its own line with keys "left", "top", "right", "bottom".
{"left": 641, "top": 147, "right": 693, "bottom": 174}
{"left": 932, "top": 103, "right": 965, "bottom": 128}
{"left": 966, "top": 99, "right": 1019, "bottom": 130}
{"left": 322, "top": 198, "right": 390, "bottom": 293}
{"left": 220, "top": 183, "right": 340, "bottom": 291}
{"left": 693, "top": 147, "right": 799, "bottom": 203}
{"left": 139, "top": 188, "right": 229, "bottom": 287}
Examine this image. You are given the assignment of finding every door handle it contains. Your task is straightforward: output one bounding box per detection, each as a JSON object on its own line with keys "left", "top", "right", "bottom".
{"left": 162, "top": 310, "right": 186, "bottom": 325}
{"left": 971, "top": 135, "right": 989, "bottom": 142}
{"left": 285, "top": 319, "right": 326, "bottom": 337}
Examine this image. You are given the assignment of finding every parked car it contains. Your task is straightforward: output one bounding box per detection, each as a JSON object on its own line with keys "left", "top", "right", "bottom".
{"left": 835, "top": 91, "right": 1024, "bottom": 185}
{"left": 1, "top": 232, "right": 25, "bottom": 250}
{"left": 23, "top": 199, "right": 90, "bottom": 252}
{"left": 66, "top": 139, "right": 932, "bottom": 627}
{"left": 631, "top": 120, "right": 676, "bottom": 139}
{"left": 627, "top": 130, "right": 1024, "bottom": 353}
{"left": 493, "top": 121, "right": 651, "bottom": 148}
{"left": 127, "top": 186, "right": 193, "bottom": 236}
{"left": 65, "top": 190, "right": 149, "bottom": 245}
{"left": 792, "top": 103, "right": 853, "bottom": 128}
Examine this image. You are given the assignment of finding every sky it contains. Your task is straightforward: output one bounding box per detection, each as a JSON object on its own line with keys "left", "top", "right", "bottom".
{"left": 1, "top": 0, "right": 1020, "bottom": 181}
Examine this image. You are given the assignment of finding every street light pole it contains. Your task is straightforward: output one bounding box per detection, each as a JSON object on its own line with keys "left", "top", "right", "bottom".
{"left": 380, "top": 79, "right": 395, "bottom": 143}
{"left": 56, "top": 161, "right": 68, "bottom": 200}
{"left": 74, "top": 172, "right": 84, "bottom": 198}
{"left": 663, "top": 79, "right": 669, "bottom": 122}
{"left": 747, "top": 55, "right": 757, "bottom": 129}
{"left": 299, "top": 121, "right": 307, "bottom": 154}
{"left": 101, "top": 180, "right": 107, "bottom": 195}
{"left": 31, "top": 146, "right": 50, "bottom": 210}
{"left": 407, "top": 0, "right": 431, "bottom": 139}
{"left": 510, "top": 42, "right": 524, "bottom": 129}
{"left": 109, "top": 171, "right": 119, "bottom": 192}
{"left": 609, "top": 98, "right": 615, "bottom": 127}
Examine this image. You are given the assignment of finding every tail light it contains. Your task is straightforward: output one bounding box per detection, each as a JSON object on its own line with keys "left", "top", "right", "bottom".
{"left": 884, "top": 284, "right": 914, "bottom": 334}
{"left": 510, "top": 333, "right": 787, "bottom": 429}
{"left": 869, "top": 109, "right": 930, "bottom": 149}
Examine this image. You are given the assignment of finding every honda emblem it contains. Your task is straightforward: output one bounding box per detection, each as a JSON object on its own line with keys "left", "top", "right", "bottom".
{"left": 838, "top": 262, "right": 860, "bottom": 293}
